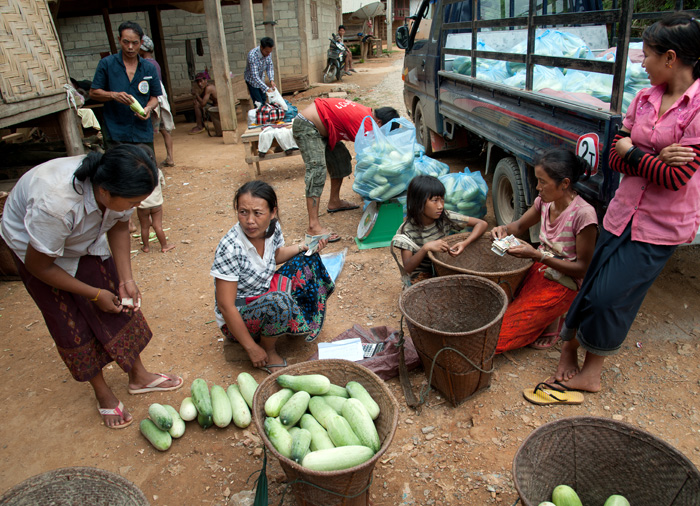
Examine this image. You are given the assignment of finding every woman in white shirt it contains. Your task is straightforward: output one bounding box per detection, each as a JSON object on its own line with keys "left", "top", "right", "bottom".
{"left": 1, "top": 145, "right": 183, "bottom": 429}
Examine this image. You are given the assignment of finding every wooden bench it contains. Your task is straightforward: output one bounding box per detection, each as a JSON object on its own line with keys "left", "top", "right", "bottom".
{"left": 240, "top": 125, "right": 301, "bottom": 176}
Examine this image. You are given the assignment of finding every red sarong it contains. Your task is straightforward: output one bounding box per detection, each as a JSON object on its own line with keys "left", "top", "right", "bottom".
{"left": 496, "top": 263, "right": 577, "bottom": 353}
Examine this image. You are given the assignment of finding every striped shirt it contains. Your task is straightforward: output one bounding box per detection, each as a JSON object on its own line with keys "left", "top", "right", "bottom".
{"left": 244, "top": 47, "right": 274, "bottom": 93}
{"left": 535, "top": 195, "right": 597, "bottom": 280}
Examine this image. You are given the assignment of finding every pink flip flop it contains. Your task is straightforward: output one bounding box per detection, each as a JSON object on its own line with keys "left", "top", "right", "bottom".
{"left": 128, "top": 373, "right": 184, "bottom": 395}
{"left": 97, "top": 400, "right": 133, "bottom": 429}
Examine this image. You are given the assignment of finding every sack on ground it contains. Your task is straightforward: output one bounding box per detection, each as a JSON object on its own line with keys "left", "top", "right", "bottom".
{"left": 353, "top": 116, "right": 417, "bottom": 201}
{"left": 438, "top": 168, "right": 488, "bottom": 218}
{"left": 414, "top": 154, "right": 450, "bottom": 178}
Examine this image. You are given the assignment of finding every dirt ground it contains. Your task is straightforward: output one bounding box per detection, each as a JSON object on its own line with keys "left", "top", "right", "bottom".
{"left": 1, "top": 53, "right": 699, "bottom": 505}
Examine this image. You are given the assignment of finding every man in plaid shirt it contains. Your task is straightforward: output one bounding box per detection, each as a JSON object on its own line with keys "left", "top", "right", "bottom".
{"left": 244, "top": 37, "right": 276, "bottom": 106}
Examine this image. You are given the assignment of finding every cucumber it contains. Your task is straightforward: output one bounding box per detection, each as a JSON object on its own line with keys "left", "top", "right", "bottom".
{"left": 346, "top": 381, "right": 380, "bottom": 420}
{"left": 264, "top": 417, "right": 293, "bottom": 458}
{"left": 148, "top": 403, "right": 173, "bottom": 431}
{"left": 603, "top": 496, "right": 630, "bottom": 506}
{"left": 321, "top": 395, "right": 347, "bottom": 414}
{"left": 301, "top": 446, "right": 375, "bottom": 471}
{"left": 179, "top": 397, "right": 197, "bottom": 421}
{"left": 210, "top": 384, "right": 233, "bottom": 428}
{"left": 290, "top": 428, "right": 312, "bottom": 463}
{"left": 264, "top": 388, "right": 294, "bottom": 417}
{"left": 129, "top": 98, "right": 146, "bottom": 117}
{"left": 226, "top": 384, "right": 252, "bottom": 428}
{"left": 326, "top": 414, "right": 362, "bottom": 447}
{"left": 279, "top": 390, "right": 311, "bottom": 427}
{"left": 191, "top": 378, "right": 213, "bottom": 419}
{"left": 342, "top": 398, "right": 381, "bottom": 452}
{"left": 237, "top": 372, "right": 258, "bottom": 409}
{"left": 163, "top": 404, "right": 186, "bottom": 438}
{"left": 327, "top": 384, "right": 349, "bottom": 398}
{"left": 551, "top": 485, "right": 583, "bottom": 506}
{"left": 308, "top": 396, "right": 337, "bottom": 429}
{"left": 140, "top": 419, "right": 172, "bottom": 451}
{"left": 197, "top": 410, "right": 213, "bottom": 429}
{"left": 277, "top": 374, "right": 330, "bottom": 395}
{"left": 300, "top": 414, "right": 335, "bottom": 451}
{"left": 538, "top": 503, "right": 556, "bottom": 506}
{"left": 287, "top": 427, "right": 301, "bottom": 438}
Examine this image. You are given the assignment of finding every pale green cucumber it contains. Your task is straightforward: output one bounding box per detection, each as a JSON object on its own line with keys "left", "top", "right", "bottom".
{"left": 226, "top": 384, "right": 252, "bottom": 428}
{"left": 210, "top": 384, "right": 233, "bottom": 428}
{"left": 277, "top": 374, "right": 330, "bottom": 395}
{"left": 301, "top": 446, "right": 374, "bottom": 471}
{"left": 237, "top": 373, "right": 258, "bottom": 409}
{"left": 191, "top": 378, "right": 213, "bottom": 419}
{"left": 291, "top": 428, "right": 312, "bottom": 463}
{"left": 264, "top": 388, "right": 294, "bottom": 417}
{"left": 264, "top": 417, "right": 292, "bottom": 458}
{"left": 342, "top": 398, "right": 380, "bottom": 452}
{"left": 179, "top": 397, "right": 197, "bottom": 421}
{"left": 326, "top": 414, "right": 361, "bottom": 447}
{"left": 346, "top": 381, "right": 380, "bottom": 420}
{"left": 321, "top": 395, "right": 347, "bottom": 414}
{"left": 163, "top": 404, "right": 186, "bottom": 438}
{"left": 148, "top": 403, "right": 173, "bottom": 431}
{"left": 279, "top": 390, "right": 310, "bottom": 427}
{"left": 308, "top": 396, "right": 337, "bottom": 429}
{"left": 326, "top": 384, "right": 349, "bottom": 398}
{"left": 140, "top": 419, "right": 172, "bottom": 451}
{"left": 300, "top": 413, "right": 335, "bottom": 451}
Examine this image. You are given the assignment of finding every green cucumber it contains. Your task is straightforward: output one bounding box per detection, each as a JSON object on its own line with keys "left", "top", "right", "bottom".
{"left": 552, "top": 485, "right": 583, "bottom": 506}
{"left": 342, "top": 398, "right": 380, "bottom": 452}
{"left": 191, "top": 378, "right": 213, "bottom": 419}
{"left": 210, "top": 384, "right": 233, "bottom": 428}
{"left": 290, "top": 428, "right": 312, "bottom": 463}
{"left": 264, "top": 388, "right": 294, "bottom": 417}
{"left": 140, "top": 419, "right": 172, "bottom": 451}
{"left": 327, "top": 384, "right": 349, "bottom": 398}
{"left": 148, "top": 403, "right": 173, "bottom": 431}
{"left": 300, "top": 413, "right": 335, "bottom": 451}
{"left": 308, "top": 396, "right": 337, "bottom": 429}
{"left": 264, "top": 417, "right": 292, "bottom": 458}
{"left": 163, "top": 404, "right": 186, "bottom": 438}
{"left": 326, "top": 414, "right": 362, "bottom": 447}
{"left": 321, "top": 395, "right": 347, "bottom": 414}
{"left": 237, "top": 372, "right": 258, "bottom": 409}
{"left": 301, "top": 446, "right": 374, "bottom": 471}
{"left": 197, "top": 410, "right": 213, "bottom": 429}
{"left": 277, "top": 374, "right": 330, "bottom": 395}
{"left": 279, "top": 390, "right": 310, "bottom": 427}
{"left": 179, "top": 397, "right": 197, "bottom": 421}
{"left": 346, "top": 381, "right": 380, "bottom": 420}
{"left": 226, "top": 384, "right": 252, "bottom": 428}
{"left": 603, "top": 496, "right": 630, "bottom": 506}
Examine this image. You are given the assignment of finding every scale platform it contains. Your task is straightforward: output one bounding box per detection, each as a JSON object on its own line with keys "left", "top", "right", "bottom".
{"left": 354, "top": 200, "right": 405, "bottom": 250}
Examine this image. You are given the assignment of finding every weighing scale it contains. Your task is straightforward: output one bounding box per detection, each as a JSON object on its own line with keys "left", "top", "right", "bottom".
{"left": 354, "top": 200, "right": 405, "bottom": 250}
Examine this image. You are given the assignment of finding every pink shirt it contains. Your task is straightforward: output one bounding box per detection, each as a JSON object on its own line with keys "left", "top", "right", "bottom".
{"left": 535, "top": 195, "right": 598, "bottom": 286}
{"left": 603, "top": 79, "right": 700, "bottom": 245}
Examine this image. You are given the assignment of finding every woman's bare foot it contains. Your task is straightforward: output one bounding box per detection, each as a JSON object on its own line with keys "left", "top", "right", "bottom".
{"left": 265, "top": 349, "right": 285, "bottom": 366}
{"left": 141, "top": 245, "right": 150, "bottom": 253}
{"left": 161, "top": 243, "right": 176, "bottom": 253}
{"left": 554, "top": 340, "right": 580, "bottom": 382}
{"left": 554, "top": 371, "right": 602, "bottom": 393}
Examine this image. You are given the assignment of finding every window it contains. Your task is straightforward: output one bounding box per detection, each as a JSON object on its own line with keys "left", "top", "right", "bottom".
{"left": 310, "top": 1, "right": 319, "bottom": 40}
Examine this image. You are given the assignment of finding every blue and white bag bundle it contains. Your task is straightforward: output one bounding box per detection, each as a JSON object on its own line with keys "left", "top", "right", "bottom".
{"left": 353, "top": 117, "right": 417, "bottom": 201}
{"left": 438, "top": 168, "right": 488, "bottom": 218}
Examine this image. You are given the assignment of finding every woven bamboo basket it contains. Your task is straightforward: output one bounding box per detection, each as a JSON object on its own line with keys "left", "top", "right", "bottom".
{"left": 398, "top": 275, "right": 507, "bottom": 406}
{"left": 428, "top": 233, "right": 532, "bottom": 301}
{"left": 0, "top": 466, "right": 149, "bottom": 505}
{"left": 252, "top": 359, "right": 399, "bottom": 506}
{"left": 0, "top": 192, "right": 20, "bottom": 281}
{"left": 513, "top": 416, "right": 700, "bottom": 506}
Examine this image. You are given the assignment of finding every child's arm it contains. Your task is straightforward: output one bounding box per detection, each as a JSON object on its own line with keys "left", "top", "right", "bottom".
{"left": 449, "top": 216, "right": 488, "bottom": 256}
{"left": 400, "top": 239, "right": 451, "bottom": 274}
{"left": 215, "top": 278, "right": 268, "bottom": 368}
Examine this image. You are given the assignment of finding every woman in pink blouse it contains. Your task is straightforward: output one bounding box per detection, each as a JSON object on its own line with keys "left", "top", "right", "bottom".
{"left": 532, "top": 12, "right": 700, "bottom": 402}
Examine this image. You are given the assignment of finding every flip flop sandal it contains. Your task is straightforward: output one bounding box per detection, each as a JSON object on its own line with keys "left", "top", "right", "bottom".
{"left": 529, "top": 316, "right": 565, "bottom": 350}
{"left": 128, "top": 373, "right": 184, "bottom": 395}
{"left": 522, "top": 382, "right": 584, "bottom": 406}
{"left": 98, "top": 400, "right": 133, "bottom": 429}
{"left": 259, "top": 358, "right": 288, "bottom": 375}
{"left": 327, "top": 204, "right": 360, "bottom": 213}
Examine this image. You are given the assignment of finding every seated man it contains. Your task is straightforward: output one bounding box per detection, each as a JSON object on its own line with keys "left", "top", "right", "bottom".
{"left": 336, "top": 25, "right": 356, "bottom": 75}
{"left": 190, "top": 71, "right": 218, "bottom": 135}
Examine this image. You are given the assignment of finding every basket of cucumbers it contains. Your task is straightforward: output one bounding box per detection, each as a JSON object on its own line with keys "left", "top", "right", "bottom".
{"left": 513, "top": 416, "right": 700, "bottom": 506}
{"left": 252, "top": 359, "right": 399, "bottom": 506}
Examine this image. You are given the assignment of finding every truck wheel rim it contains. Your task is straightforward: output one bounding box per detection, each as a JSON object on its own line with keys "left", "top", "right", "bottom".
{"left": 496, "top": 177, "right": 515, "bottom": 224}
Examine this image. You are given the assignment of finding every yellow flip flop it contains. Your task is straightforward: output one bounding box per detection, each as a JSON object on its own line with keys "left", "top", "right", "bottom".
{"left": 523, "top": 382, "right": 584, "bottom": 405}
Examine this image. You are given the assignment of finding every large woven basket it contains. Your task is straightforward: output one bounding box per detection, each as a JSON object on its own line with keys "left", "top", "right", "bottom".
{"left": 252, "top": 359, "right": 399, "bottom": 506}
{"left": 399, "top": 275, "right": 507, "bottom": 405}
{"left": 0, "top": 466, "right": 149, "bottom": 505}
{"left": 513, "top": 416, "right": 700, "bottom": 506}
{"left": 428, "top": 233, "right": 532, "bottom": 301}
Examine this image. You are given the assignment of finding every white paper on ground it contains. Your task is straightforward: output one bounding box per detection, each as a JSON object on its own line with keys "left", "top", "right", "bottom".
{"left": 317, "top": 337, "right": 364, "bottom": 361}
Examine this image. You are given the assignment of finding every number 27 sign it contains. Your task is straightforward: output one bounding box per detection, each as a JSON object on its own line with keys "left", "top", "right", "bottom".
{"left": 576, "top": 133, "right": 599, "bottom": 176}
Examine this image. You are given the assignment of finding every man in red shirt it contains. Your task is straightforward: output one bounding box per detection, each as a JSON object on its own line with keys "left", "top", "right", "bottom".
{"left": 292, "top": 98, "right": 399, "bottom": 242}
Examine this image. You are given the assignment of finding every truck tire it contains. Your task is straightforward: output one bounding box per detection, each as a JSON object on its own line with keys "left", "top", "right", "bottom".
{"left": 413, "top": 102, "right": 433, "bottom": 155}
{"left": 493, "top": 157, "right": 526, "bottom": 226}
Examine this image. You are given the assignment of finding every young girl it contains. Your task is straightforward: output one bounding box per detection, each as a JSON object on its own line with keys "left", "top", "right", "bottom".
{"left": 136, "top": 167, "right": 175, "bottom": 253}
{"left": 393, "top": 175, "right": 488, "bottom": 284}
{"left": 211, "top": 180, "right": 335, "bottom": 372}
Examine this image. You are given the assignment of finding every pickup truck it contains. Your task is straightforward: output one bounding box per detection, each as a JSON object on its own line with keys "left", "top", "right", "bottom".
{"left": 395, "top": 0, "right": 699, "bottom": 239}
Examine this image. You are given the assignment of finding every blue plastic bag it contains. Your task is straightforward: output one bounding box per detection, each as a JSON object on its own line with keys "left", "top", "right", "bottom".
{"left": 413, "top": 154, "right": 450, "bottom": 178}
{"left": 438, "top": 168, "right": 488, "bottom": 218}
{"left": 353, "top": 116, "right": 417, "bottom": 201}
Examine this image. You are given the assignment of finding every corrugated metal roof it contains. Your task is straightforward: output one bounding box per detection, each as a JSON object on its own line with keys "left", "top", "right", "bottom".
{"left": 342, "top": 0, "right": 382, "bottom": 14}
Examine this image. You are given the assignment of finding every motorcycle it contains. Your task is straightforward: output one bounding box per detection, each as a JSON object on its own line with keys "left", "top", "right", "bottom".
{"left": 323, "top": 34, "right": 347, "bottom": 83}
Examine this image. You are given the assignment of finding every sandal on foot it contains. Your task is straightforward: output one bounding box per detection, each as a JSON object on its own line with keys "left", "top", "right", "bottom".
{"left": 529, "top": 316, "right": 565, "bottom": 350}
{"left": 523, "top": 382, "right": 584, "bottom": 406}
{"left": 128, "top": 373, "right": 184, "bottom": 395}
{"left": 259, "top": 358, "right": 288, "bottom": 375}
{"left": 98, "top": 400, "right": 133, "bottom": 429}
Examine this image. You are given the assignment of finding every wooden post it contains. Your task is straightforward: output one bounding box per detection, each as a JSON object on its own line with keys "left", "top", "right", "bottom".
{"left": 102, "top": 8, "right": 117, "bottom": 54}
{"left": 296, "top": 0, "right": 309, "bottom": 79}
{"left": 147, "top": 7, "right": 173, "bottom": 108}
{"left": 202, "top": 0, "right": 238, "bottom": 143}
{"left": 57, "top": 109, "right": 85, "bottom": 156}
{"left": 240, "top": 0, "right": 257, "bottom": 55}
{"left": 385, "top": 0, "right": 393, "bottom": 51}
{"left": 262, "top": 0, "right": 282, "bottom": 94}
